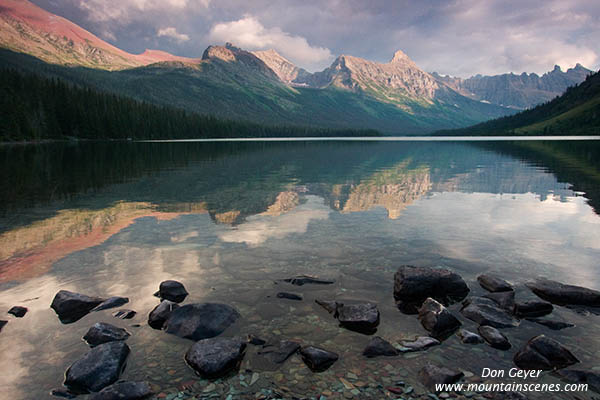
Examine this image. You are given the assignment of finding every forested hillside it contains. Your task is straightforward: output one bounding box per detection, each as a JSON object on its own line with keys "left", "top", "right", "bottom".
{"left": 435, "top": 70, "right": 600, "bottom": 136}
{"left": 0, "top": 68, "right": 379, "bottom": 141}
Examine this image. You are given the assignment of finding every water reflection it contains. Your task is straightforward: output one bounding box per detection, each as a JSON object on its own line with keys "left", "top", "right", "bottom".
{"left": 0, "top": 140, "right": 599, "bottom": 399}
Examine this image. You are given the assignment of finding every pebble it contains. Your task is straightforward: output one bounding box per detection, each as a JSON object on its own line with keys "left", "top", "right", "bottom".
{"left": 250, "top": 372, "right": 259, "bottom": 385}
{"left": 203, "top": 383, "right": 216, "bottom": 393}
{"left": 346, "top": 372, "right": 358, "bottom": 380}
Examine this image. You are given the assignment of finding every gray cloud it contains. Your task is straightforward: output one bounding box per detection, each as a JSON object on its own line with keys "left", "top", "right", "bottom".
{"left": 31, "top": 0, "right": 600, "bottom": 76}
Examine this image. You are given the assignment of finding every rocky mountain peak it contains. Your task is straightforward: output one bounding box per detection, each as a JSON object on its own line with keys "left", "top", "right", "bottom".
{"left": 390, "top": 49, "right": 410, "bottom": 64}
{"left": 252, "top": 48, "right": 310, "bottom": 83}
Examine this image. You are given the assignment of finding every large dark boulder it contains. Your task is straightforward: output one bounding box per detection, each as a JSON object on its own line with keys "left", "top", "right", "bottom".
{"left": 89, "top": 381, "right": 153, "bottom": 400}
{"left": 257, "top": 340, "right": 301, "bottom": 363}
{"left": 300, "top": 346, "right": 339, "bottom": 372}
{"left": 336, "top": 302, "right": 380, "bottom": 334}
{"left": 92, "top": 297, "right": 129, "bottom": 312}
{"left": 418, "top": 297, "right": 461, "bottom": 340}
{"left": 83, "top": 323, "right": 130, "bottom": 347}
{"left": 283, "top": 275, "right": 334, "bottom": 286}
{"left": 148, "top": 300, "right": 179, "bottom": 329}
{"left": 513, "top": 300, "right": 553, "bottom": 318}
{"left": 419, "top": 364, "right": 464, "bottom": 392}
{"left": 477, "top": 274, "right": 513, "bottom": 292}
{"left": 483, "top": 290, "right": 515, "bottom": 311}
{"left": 184, "top": 337, "right": 246, "bottom": 378}
{"left": 526, "top": 278, "right": 600, "bottom": 306}
{"left": 51, "top": 290, "right": 105, "bottom": 324}
{"left": 65, "top": 341, "right": 130, "bottom": 393}
{"left": 165, "top": 303, "right": 240, "bottom": 340}
{"left": 557, "top": 370, "right": 600, "bottom": 393}
{"left": 362, "top": 336, "right": 399, "bottom": 358}
{"left": 460, "top": 297, "right": 519, "bottom": 328}
{"left": 478, "top": 325, "right": 511, "bottom": 350}
{"left": 393, "top": 265, "right": 469, "bottom": 313}
{"left": 514, "top": 335, "right": 579, "bottom": 370}
{"left": 155, "top": 280, "right": 188, "bottom": 303}
{"left": 8, "top": 306, "right": 28, "bottom": 317}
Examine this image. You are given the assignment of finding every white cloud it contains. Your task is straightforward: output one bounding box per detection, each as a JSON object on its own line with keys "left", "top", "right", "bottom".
{"left": 208, "top": 16, "right": 333, "bottom": 70}
{"left": 157, "top": 27, "right": 190, "bottom": 43}
{"left": 78, "top": 0, "right": 209, "bottom": 22}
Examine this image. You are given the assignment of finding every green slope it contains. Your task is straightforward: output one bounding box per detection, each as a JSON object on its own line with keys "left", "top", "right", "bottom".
{"left": 0, "top": 49, "right": 512, "bottom": 134}
{"left": 435, "top": 70, "right": 600, "bottom": 136}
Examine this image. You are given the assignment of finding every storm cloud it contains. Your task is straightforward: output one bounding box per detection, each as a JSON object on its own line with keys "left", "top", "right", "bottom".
{"left": 31, "top": 0, "right": 600, "bottom": 76}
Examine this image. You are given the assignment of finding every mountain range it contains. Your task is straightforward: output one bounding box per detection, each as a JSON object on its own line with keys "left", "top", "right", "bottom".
{"left": 0, "top": 0, "right": 593, "bottom": 134}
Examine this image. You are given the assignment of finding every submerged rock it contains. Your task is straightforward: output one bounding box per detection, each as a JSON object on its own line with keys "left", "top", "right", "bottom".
{"left": 460, "top": 297, "right": 519, "bottom": 328}
{"left": 394, "top": 265, "right": 469, "bottom": 313}
{"left": 514, "top": 300, "right": 553, "bottom": 318}
{"left": 514, "top": 335, "right": 579, "bottom": 370}
{"left": 526, "top": 318, "right": 574, "bottom": 330}
{"left": 51, "top": 290, "right": 105, "bottom": 324}
{"left": 0, "top": 320, "right": 6, "bottom": 332}
{"left": 283, "top": 275, "right": 335, "bottom": 286}
{"left": 315, "top": 299, "right": 341, "bottom": 316}
{"left": 50, "top": 388, "right": 77, "bottom": 399}
{"left": 258, "top": 340, "right": 301, "bottom": 363}
{"left": 65, "top": 341, "right": 130, "bottom": 393}
{"left": 92, "top": 297, "right": 129, "bottom": 312}
{"left": 8, "top": 306, "right": 28, "bottom": 318}
{"left": 557, "top": 370, "right": 600, "bottom": 393}
{"left": 419, "top": 364, "right": 464, "bottom": 392}
{"left": 276, "top": 292, "right": 303, "bottom": 301}
{"left": 247, "top": 334, "right": 267, "bottom": 346}
{"left": 478, "top": 325, "right": 511, "bottom": 350}
{"left": 477, "top": 274, "right": 513, "bottom": 292}
{"left": 362, "top": 336, "right": 399, "bottom": 358}
{"left": 83, "top": 322, "right": 130, "bottom": 347}
{"left": 155, "top": 280, "right": 188, "bottom": 303}
{"left": 457, "top": 329, "right": 484, "bottom": 344}
{"left": 89, "top": 381, "right": 153, "bottom": 400}
{"left": 336, "top": 302, "right": 380, "bottom": 334}
{"left": 483, "top": 290, "right": 515, "bottom": 310}
{"left": 400, "top": 336, "right": 440, "bottom": 352}
{"left": 185, "top": 337, "right": 246, "bottom": 378}
{"left": 165, "top": 303, "right": 240, "bottom": 340}
{"left": 148, "top": 300, "right": 179, "bottom": 329}
{"left": 300, "top": 346, "right": 339, "bottom": 372}
{"left": 113, "top": 309, "right": 136, "bottom": 319}
{"left": 526, "top": 278, "right": 600, "bottom": 306}
{"left": 418, "top": 297, "right": 461, "bottom": 339}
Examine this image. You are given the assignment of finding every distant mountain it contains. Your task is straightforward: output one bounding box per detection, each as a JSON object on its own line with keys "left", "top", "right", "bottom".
{"left": 435, "top": 70, "right": 600, "bottom": 136}
{"left": 252, "top": 49, "right": 312, "bottom": 83}
{"left": 432, "top": 64, "right": 591, "bottom": 109}
{"left": 0, "top": 0, "right": 199, "bottom": 70}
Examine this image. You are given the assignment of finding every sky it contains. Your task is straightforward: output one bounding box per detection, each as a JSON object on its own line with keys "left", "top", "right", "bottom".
{"left": 32, "top": 0, "right": 600, "bottom": 77}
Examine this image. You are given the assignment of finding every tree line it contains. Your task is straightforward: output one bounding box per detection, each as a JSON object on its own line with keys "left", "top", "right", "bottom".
{"left": 0, "top": 68, "right": 380, "bottom": 142}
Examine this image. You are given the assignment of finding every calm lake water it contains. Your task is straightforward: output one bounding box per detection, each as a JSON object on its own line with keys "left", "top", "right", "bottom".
{"left": 1, "top": 139, "right": 600, "bottom": 399}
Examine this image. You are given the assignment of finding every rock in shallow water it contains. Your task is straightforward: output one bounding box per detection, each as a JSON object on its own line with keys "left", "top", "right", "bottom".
{"left": 92, "top": 297, "right": 129, "bottom": 312}
{"left": 336, "top": 302, "right": 380, "bottom": 334}
{"left": 83, "top": 322, "right": 130, "bottom": 347}
{"left": 165, "top": 303, "right": 240, "bottom": 340}
{"left": 113, "top": 309, "right": 136, "bottom": 319}
{"left": 478, "top": 325, "right": 511, "bottom": 350}
{"left": 185, "top": 337, "right": 246, "bottom": 378}
{"left": 155, "top": 280, "right": 188, "bottom": 303}
{"left": 513, "top": 300, "right": 553, "bottom": 318}
{"left": 526, "top": 278, "right": 600, "bottom": 306}
{"left": 315, "top": 299, "right": 340, "bottom": 315}
{"left": 419, "top": 364, "right": 464, "bottom": 392}
{"left": 0, "top": 320, "right": 6, "bottom": 332}
{"left": 477, "top": 274, "right": 513, "bottom": 292}
{"left": 394, "top": 265, "right": 469, "bottom": 313}
{"left": 148, "top": 300, "right": 179, "bottom": 329}
{"left": 362, "top": 336, "right": 398, "bottom": 358}
{"left": 283, "top": 275, "right": 334, "bottom": 286}
{"left": 8, "top": 306, "right": 28, "bottom": 317}
{"left": 460, "top": 297, "right": 519, "bottom": 328}
{"left": 457, "top": 329, "right": 484, "bottom": 344}
{"left": 418, "top": 297, "right": 461, "bottom": 340}
{"left": 514, "top": 335, "right": 579, "bottom": 370}
{"left": 400, "top": 336, "right": 440, "bottom": 352}
{"left": 276, "top": 292, "right": 303, "bottom": 301}
{"left": 258, "top": 340, "right": 301, "bottom": 363}
{"left": 483, "top": 290, "right": 515, "bottom": 311}
{"left": 557, "top": 370, "right": 600, "bottom": 393}
{"left": 526, "top": 318, "right": 574, "bottom": 330}
{"left": 51, "top": 290, "right": 105, "bottom": 324}
{"left": 300, "top": 346, "right": 339, "bottom": 372}
{"left": 89, "top": 381, "right": 153, "bottom": 400}
{"left": 65, "top": 341, "right": 130, "bottom": 393}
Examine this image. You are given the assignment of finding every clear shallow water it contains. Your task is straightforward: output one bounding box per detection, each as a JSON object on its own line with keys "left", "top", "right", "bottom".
{"left": 0, "top": 140, "right": 600, "bottom": 399}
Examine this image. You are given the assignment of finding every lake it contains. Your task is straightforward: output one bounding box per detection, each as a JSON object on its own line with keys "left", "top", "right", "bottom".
{"left": 1, "top": 139, "right": 599, "bottom": 399}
